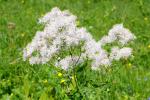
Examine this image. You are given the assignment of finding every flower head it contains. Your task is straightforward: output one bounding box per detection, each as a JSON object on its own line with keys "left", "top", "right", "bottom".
{"left": 60, "top": 79, "right": 65, "bottom": 83}
{"left": 23, "top": 7, "right": 136, "bottom": 70}
{"left": 57, "top": 72, "right": 62, "bottom": 77}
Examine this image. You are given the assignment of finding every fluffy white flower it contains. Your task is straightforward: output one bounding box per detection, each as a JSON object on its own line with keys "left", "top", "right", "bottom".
{"left": 23, "top": 7, "right": 85, "bottom": 65}
{"left": 23, "top": 7, "right": 135, "bottom": 70}
{"left": 109, "top": 47, "right": 132, "bottom": 61}
{"left": 99, "top": 36, "right": 115, "bottom": 46}
{"left": 83, "top": 39, "right": 112, "bottom": 69}
{"left": 100, "top": 24, "right": 136, "bottom": 46}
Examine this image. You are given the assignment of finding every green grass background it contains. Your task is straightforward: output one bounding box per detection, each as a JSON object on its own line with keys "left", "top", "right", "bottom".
{"left": 0, "top": 0, "right": 150, "bottom": 99}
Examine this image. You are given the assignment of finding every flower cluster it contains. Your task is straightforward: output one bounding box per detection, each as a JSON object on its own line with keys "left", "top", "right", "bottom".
{"left": 100, "top": 24, "right": 136, "bottom": 46}
{"left": 23, "top": 7, "right": 136, "bottom": 70}
{"left": 109, "top": 47, "right": 132, "bottom": 61}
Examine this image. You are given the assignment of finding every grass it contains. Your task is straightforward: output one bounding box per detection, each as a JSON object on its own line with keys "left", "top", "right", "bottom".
{"left": 0, "top": 0, "right": 150, "bottom": 99}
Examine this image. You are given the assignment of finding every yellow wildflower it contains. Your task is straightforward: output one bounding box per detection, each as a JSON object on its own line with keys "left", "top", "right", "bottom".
{"left": 148, "top": 44, "right": 150, "bottom": 48}
{"left": 128, "top": 63, "right": 132, "bottom": 67}
{"left": 57, "top": 72, "right": 62, "bottom": 77}
{"left": 71, "top": 76, "right": 75, "bottom": 80}
{"left": 10, "top": 93, "right": 13, "bottom": 96}
{"left": 60, "top": 79, "right": 65, "bottom": 83}
{"left": 127, "top": 63, "right": 132, "bottom": 69}
{"left": 43, "top": 79, "right": 48, "bottom": 83}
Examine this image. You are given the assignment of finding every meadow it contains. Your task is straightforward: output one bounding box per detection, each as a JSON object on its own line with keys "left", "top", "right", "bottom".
{"left": 0, "top": 0, "right": 150, "bottom": 99}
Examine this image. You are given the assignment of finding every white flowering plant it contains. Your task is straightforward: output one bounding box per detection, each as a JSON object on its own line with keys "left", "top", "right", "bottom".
{"left": 23, "top": 7, "right": 136, "bottom": 98}
{"left": 23, "top": 7, "right": 135, "bottom": 70}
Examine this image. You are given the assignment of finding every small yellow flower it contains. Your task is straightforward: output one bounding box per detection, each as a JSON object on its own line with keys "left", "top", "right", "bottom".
{"left": 43, "top": 79, "right": 48, "bottom": 83}
{"left": 71, "top": 76, "right": 75, "bottom": 80}
{"left": 60, "top": 79, "right": 65, "bottom": 83}
{"left": 144, "top": 17, "right": 148, "bottom": 21}
{"left": 57, "top": 72, "right": 62, "bottom": 77}
{"left": 10, "top": 93, "right": 13, "bottom": 96}
{"left": 128, "top": 63, "right": 132, "bottom": 67}
{"left": 127, "top": 63, "right": 132, "bottom": 69}
{"left": 148, "top": 44, "right": 150, "bottom": 48}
